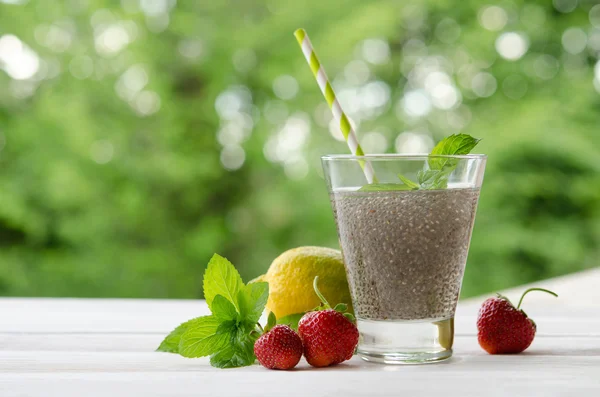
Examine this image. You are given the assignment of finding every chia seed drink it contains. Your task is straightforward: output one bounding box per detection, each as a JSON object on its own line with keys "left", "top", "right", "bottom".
{"left": 330, "top": 188, "right": 480, "bottom": 322}
{"left": 322, "top": 153, "right": 486, "bottom": 363}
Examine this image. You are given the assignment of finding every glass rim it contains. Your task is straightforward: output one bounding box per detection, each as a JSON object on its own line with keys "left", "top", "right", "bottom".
{"left": 321, "top": 153, "right": 487, "bottom": 161}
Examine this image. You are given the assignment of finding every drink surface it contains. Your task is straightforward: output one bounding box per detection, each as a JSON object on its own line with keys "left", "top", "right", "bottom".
{"left": 330, "top": 187, "right": 480, "bottom": 321}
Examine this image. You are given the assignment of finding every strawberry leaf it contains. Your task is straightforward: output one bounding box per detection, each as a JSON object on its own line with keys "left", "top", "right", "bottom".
{"left": 276, "top": 312, "right": 305, "bottom": 331}
{"left": 265, "top": 311, "right": 276, "bottom": 332}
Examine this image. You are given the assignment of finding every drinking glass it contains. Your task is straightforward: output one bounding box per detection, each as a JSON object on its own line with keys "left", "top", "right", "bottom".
{"left": 322, "top": 154, "right": 486, "bottom": 364}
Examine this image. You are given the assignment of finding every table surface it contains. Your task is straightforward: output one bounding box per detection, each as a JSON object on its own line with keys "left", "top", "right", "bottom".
{"left": 1, "top": 268, "right": 599, "bottom": 397}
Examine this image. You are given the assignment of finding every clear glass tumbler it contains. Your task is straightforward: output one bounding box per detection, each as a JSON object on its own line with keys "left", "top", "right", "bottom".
{"left": 322, "top": 154, "right": 486, "bottom": 364}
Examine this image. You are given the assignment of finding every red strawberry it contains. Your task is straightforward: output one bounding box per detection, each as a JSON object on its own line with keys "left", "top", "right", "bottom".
{"left": 297, "top": 276, "right": 359, "bottom": 367}
{"left": 298, "top": 309, "right": 359, "bottom": 367}
{"left": 254, "top": 324, "right": 303, "bottom": 370}
{"left": 477, "top": 288, "right": 557, "bottom": 354}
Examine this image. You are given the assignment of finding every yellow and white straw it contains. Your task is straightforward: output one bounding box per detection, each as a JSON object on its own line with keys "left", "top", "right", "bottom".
{"left": 294, "top": 28, "right": 377, "bottom": 184}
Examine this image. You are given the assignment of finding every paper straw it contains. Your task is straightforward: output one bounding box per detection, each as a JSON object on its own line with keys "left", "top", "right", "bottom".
{"left": 294, "top": 28, "right": 377, "bottom": 184}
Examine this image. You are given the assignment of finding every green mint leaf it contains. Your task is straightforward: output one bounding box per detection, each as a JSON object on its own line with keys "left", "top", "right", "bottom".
{"left": 237, "top": 281, "right": 269, "bottom": 325}
{"left": 212, "top": 294, "right": 240, "bottom": 322}
{"left": 203, "top": 253, "right": 244, "bottom": 311}
{"left": 276, "top": 312, "right": 305, "bottom": 331}
{"left": 265, "top": 311, "right": 276, "bottom": 332}
{"left": 429, "top": 134, "right": 480, "bottom": 170}
{"left": 417, "top": 169, "right": 453, "bottom": 190}
{"left": 359, "top": 183, "right": 413, "bottom": 192}
{"left": 397, "top": 174, "right": 420, "bottom": 190}
{"left": 156, "top": 316, "right": 207, "bottom": 353}
{"left": 179, "top": 315, "right": 230, "bottom": 358}
{"left": 411, "top": 134, "right": 480, "bottom": 190}
{"left": 209, "top": 326, "right": 257, "bottom": 368}
{"left": 417, "top": 170, "right": 436, "bottom": 185}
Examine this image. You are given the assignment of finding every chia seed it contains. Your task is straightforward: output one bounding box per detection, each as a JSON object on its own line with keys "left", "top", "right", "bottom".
{"left": 330, "top": 188, "right": 480, "bottom": 321}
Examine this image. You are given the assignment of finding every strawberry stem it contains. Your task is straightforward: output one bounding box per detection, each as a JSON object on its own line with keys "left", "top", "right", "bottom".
{"left": 313, "top": 276, "right": 331, "bottom": 309}
{"left": 516, "top": 287, "right": 558, "bottom": 310}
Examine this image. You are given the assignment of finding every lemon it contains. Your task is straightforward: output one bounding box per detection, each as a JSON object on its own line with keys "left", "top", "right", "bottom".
{"left": 254, "top": 246, "right": 353, "bottom": 319}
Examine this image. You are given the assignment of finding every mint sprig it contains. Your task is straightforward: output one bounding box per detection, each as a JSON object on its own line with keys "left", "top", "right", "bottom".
{"left": 157, "top": 253, "right": 269, "bottom": 369}
{"left": 409, "top": 133, "right": 480, "bottom": 190}
{"left": 362, "top": 134, "right": 480, "bottom": 191}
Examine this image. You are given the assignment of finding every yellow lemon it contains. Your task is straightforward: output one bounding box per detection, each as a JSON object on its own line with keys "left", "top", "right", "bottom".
{"left": 255, "top": 246, "right": 352, "bottom": 319}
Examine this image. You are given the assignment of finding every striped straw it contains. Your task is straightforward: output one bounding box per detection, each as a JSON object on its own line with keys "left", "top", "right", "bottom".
{"left": 294, "top": 28, "right": 377, "bottom": 184}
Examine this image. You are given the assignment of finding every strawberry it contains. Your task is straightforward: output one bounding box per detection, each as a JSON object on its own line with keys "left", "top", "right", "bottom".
{"left": 297, "top": 277, "right": 359, "bottom": 367}
{"left": 254, "top": 324, "right": 303, "bottom": 370}
{"left": 477, "top": 288, "right": 557, "bottom": 354}
{"left": 298, "top": 309, "right": 359, "bottom": 367}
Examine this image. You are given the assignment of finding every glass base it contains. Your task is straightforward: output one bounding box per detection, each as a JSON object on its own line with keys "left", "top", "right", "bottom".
{"left": 358, "top": 349, "right": 452, "bottom": 364}
{"left": 356, "top": 317, "right": 454, "bottom": 365}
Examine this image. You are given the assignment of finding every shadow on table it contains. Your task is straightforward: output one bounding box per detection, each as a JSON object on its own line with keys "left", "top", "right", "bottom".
{"left": 292, "top": 357, "right": 459, "bottom": 371}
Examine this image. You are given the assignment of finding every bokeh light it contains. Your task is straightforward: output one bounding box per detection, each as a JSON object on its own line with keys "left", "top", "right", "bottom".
{"left": 0, "top": 34, "right": 39, "bottom": 80}
{"left": 395, "top": 132, "right": 434, "bottom": 154}
{"left": 478, "top": 6, "right": 508, "bottom": 32}
{"left": 562, "top": 28, "right": 588, "bottom": 55}
{"left": 273, "top": 75, "right": 299, "bottom": 100}
{"left": 495, "top": 32, "right": 529, "bottom": 61}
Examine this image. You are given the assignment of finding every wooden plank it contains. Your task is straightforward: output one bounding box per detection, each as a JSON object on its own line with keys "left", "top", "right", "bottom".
{"left": 0, "top": 333, "right": 163, "bottom": 352}
{"left": 2, "top": 300, "right": 598, "bottom": 335}
{"left": 0, "top": 362, "right": 597, "bottom": 397}
{"left": 1, "top": 298, "right": 210, "bottom": 333}
{"left": 0, "top": 333, "right": 598, "bottom": 356}
{"left": 0, "top": 349, "right": 599, "bottom": 373}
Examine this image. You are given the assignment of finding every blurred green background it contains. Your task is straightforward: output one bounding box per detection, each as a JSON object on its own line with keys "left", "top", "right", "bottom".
{"left": 0, "top": 0, "right": 599, "bottom": 299}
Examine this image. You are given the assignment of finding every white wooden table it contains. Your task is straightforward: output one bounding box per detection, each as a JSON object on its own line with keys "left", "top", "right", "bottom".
{"left": 1, "top": 269, "right": 599, "bottom": 397}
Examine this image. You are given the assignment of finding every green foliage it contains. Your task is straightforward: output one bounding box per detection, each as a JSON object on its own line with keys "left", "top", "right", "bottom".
{"left": 0, "top": 0, "right": 599, "bottom": 300}
{"left": 156, "top": 316, "right": 206, "bottom": 353}
{"left": 203, "top": 254, "right": 244, "bottom": 310}
{"left": 178, "top": 315, "right": 228, "bottom": 358}
{"left": 159, "top": 254, "right": 267, "bottom": 368}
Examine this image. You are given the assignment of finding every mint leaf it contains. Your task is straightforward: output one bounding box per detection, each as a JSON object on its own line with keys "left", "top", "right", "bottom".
{"left": 276, "top": 312, "right": 305, "bottom": 330}
{"left": 417, "top": 168, "right": 453, "bottom": 190}
{"left": 265, "top": 311, "right": 276, "bottom": 332}
{"left": 156, "top": 316, "right": 206, "bottom": 353}
{"left": 429, "top": 134, "right": 480, "bottom": 170}
{"left": 203, "top": 253, "right": 244, "bottom": 311}
{"left": 415, "top": 134, "right": 480, "bottom": 190}
{"left": 397, "top": 174, "right": 420, "bottom": 190}
{"left": 212, "top": 294, "right": 240, "bottom": 322}
{"left": 359, "top": 183, "right": 413, "bottom": 192}
{"left": 179, "top": 315, "right": 230, "bottom": 358}
{"left": 209, "top": 327, "right": 257, "bottom": 368}
{"left": 238, "top": 281, "right": 269, "bottom": 324}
